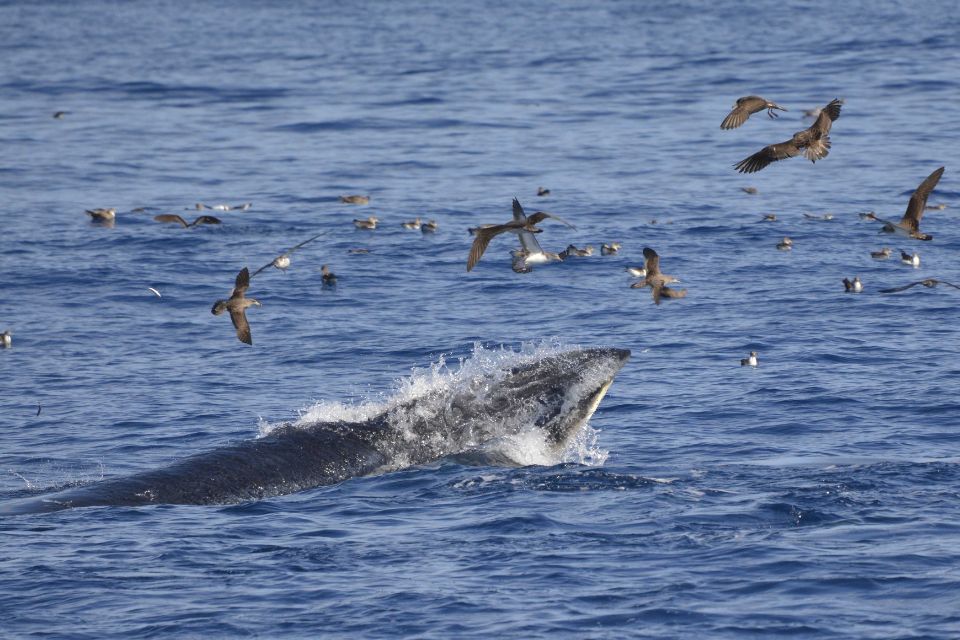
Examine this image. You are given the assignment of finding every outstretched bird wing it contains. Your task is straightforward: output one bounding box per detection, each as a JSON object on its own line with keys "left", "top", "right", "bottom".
{"left": 900, "top": 166, "right": 945, "bottom": 232}
{"left": 229, "top": 309, "right": 253, "bottom": 345}
{"left": 232, "top": 267, "right": 251, "bottom": 296}
{"left": 733, "top": 140, "right": 802, "bottom": 173}
{"left": 192, "top": 215, "right": 222, "bottom": 226}
{"left": 526, "top": 211, "right": 576, "bottom": 229}
{"left": 467, "top": 224, "right": 511, "bottom": 271}
{"left": 642, "top": 247, "right": 661, "bottom": 277}
{"left": 512, "top": 198, "right": 527, "bottom": 222}
{"left": 154, "top": 214, "right": 189, "bottom": 227}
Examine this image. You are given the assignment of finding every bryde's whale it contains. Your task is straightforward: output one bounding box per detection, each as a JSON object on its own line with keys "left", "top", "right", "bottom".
{"left": 3, "top": 346, "right": 629, "bottom": 515}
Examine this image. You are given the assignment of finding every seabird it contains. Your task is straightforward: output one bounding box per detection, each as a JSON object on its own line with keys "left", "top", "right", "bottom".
{"left": 401, "top": 217, "right": 422, "bottom": 230}
{"left": 560, "top": 244, "right": 594, "bottom": 258}
{"left": 900, "top": 250, "right": 920, "bottom": 267}
{"left": 466, "top": 198, "right": 575, "bottom": 272}
{"left": 733, "top": 98, "right": 842, "bottom": 173}
{"left": 804, "top": 212, "right": 834, "bottom": 221}
{"left": 153, "top": 214, "right": 222, "bottom": 228}
{"left": 777, "top": 237, "right": 793, "bottom": 250}
{"left": 321, "top": 264, "right": 337, "bottom": 286}
{"left": 740, "top": 351, "right": 758, "bottom": 367}
{"left": 85, "top": 208, "right": 116, "bottom": 223}
{"left": 629, "top": 247, "right": 686, "bottom": 305}
{"left": 353, "top": 216, "right": 379, "bottom": 230}
{"left": 53, "top": 111, "right": 68, "bottom": 119}
{"left": 347, "top": 248, "right": 370, "bottom": 254}
{"left": 720, "top": 96, "right": 788, "bottom": 129}
{"left": 742, "top": 187, "right": 759, "bottom": 195}
{"left": 870, "top": 247, "right": 892, "bottom": 259}
{"left": 1, "top": 330, "right": 11, "bottom": 348}
{"left": 625, "top": 265, "right": 647, "bottom": 278}
{"left": 340, "top": 195, "right": 370, "bottom": 205}
{"left": 537, "top": 187, "right": 551, "bottom": 197}
{"left": 601, "top": 242, "right": 621, "bottom": 256}
{"left": 421, "top": 220, "right": 439, "bottom": 233}
{"left": 880, "top": 279, "right": 960, "bottom": 294}
{"left": 872, "top": 166, "right": 945, "bottom": 241}
{"left": 251, "top": 232, "right": 325, "bottom": 277}
{"left": 762, "top": 213, "right": 777, "bottom": 222}
{"left": 926, "top": 203, "right": 947, "bottom": 211}
{"left": 211, "top": 267, "right": 261, "bottom": 345}
{"left": 843, "top": 276, "right": 863, "bottom": 293}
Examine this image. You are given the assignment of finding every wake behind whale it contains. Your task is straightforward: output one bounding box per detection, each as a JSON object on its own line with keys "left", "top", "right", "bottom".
{"left": 2, "top": 345, "right": 629, "bottom": 515}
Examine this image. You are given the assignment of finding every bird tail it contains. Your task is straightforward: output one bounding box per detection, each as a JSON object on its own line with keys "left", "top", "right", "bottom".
{"left": 805, "top": 135, "right": 831, "bottom": 162}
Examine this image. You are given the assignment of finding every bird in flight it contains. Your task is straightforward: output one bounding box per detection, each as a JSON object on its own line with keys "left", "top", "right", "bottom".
{"left": 733, "top": 98, "right": 842, "bottom": 173}
{"left": 630, "top": 247, "right": 686, "bottom": 304}
{"left": 211, "top": 267, "right": 261, "bottom": 345}
{"left": 153, "top": 214, "right": 222, "bottom": 227}
{"left": 880, "top": 278, "right": 960, "bottom": 293}
{"left": 721, "top": 96, "right": 788, "bottom": 129}
{"left": 466, "top": 198, "right": 574, "bottom": 272}
{"left": 868, "top": 167, "right": 945, "bottom": 241}
{"left": 251, "top": 232, "right": 325, "bottom": 277}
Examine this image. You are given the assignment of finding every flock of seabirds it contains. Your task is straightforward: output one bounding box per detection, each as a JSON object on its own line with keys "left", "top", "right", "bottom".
{"left": 2, "top": 97, "right": 953, "bottom": 369}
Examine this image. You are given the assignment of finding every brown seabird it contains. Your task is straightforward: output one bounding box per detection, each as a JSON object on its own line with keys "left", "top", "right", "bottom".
{"left": 401, "top": 217, "right": 422, "bottom": 230}
{"left": 353, "top": 216, "right": 379, "bottom": 230}
{"left": 537, "top": 187, "right": 551, "bottom": 197}
{"left": 321, "top": 264, "right": 337, "bottom": 286}
{"left": 153, "top": 214, "right": 222, "bottom": 227}
{"left": 777, "top": 237, "right": 793, "bottom": 251}
{"left": 466, "top": 198, "right": 575, "bottom": 272}
{"left": 721, "top": 96, "right": 788, "bottom": 129}
{"left": 870, "top": 247, "right": 892, "bottom": 259}
{"left": 872, "top": 167, "right": 945, "bottom": 241}
{"left": 85, "top": 208, "right": 116, "bottom": 223}
{"left": 601, "top": 242, "right": 621, "bottom": 256}
{"left": 340, "top": 195, "right": 370, "bottom": 204}
{"left": 900, "top": 250, "right": 920, "bottom": 267}
{"left": 421, "top": 220, "right": 439, "bottom": 233}
{"left": 740, "top": 351, "right": 758, "bottom": 367}
{"left": 1, "top": 330, "right": 11, "bottom": 348}
{"left": 733, "top": 98, "right": 842, "bottom": 173}
{"left": 211, "top": 267, "right": 261, "bottom": 345}
{"left": 251, "top": 232, "right": 325, "bottom": 277}
{"left": 629, "top": 247, "right": 686, "bottom": 305}
{"left": 560, "top": 244, "right": 594, "bottom": 258}
{"left": 880, "top": 279, "right": 960, "bottom": 294}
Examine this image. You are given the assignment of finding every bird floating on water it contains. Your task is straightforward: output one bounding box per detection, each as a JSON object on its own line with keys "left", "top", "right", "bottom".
{"left": 870, "top": 166, "right": 945, "bottom": 241}
{"left": 721, "top": 96, "right": 788, "bottom": 129}
{"left": 537, "top": 187, "right": 551, "bottom": 197}
{"left": 843, "top": 276, "right": 863, "bottom": 293}
{"left": 321, "top": 264, "right": 337, "bottom": 286}
{"left": 353, "top": 216, "right": 379, "bottom": 230}
{"left": 625, "top": 265, "right": 647, "bottom": 278}
{"left": 740, "top": 351, "right": 758, "bottom": 367}
{"left": 762, "top": 213, "right": 777, "bottom": 222}
{"left": 1, "top": 330, "right": 11, "bottom": 348}
{"left": 340, "top": 195, "right": 370, "bottom": 205}
{"left": 880, "top": 279, "right": 960, "bottom": 294}
{"left": 601, "top": 243, "right": 621, "bottom": 256}
{"left": 153, "top": 214, "right": 222, "bottom": 228}
{"left": 870, "top": 247, "right": 892, "bottom": 260}
{"left": 741, "top": 186, "right": 759, "bottom": 195}
{"left": 251, "top": 232, "right": 325, "bottom": 277}
{"left": 85, "top": 208, "right": 116, "bottom": 223}
{"left": 804, "top": 212, "right": 834, "bottom": 221}
{"left": 53, "top": 111, "right": 68, "bottom": 119}
{"left": 630, "top": 247, "right": 686, "bottom": 305}
{"left": 401, "top": 217, "right": 422, "bottom": 230}
{"left": 777, "top": 237, "right": 793, "bottom": 251}
{"left": 733, "top": 98, "right": 842, "bottom": 173}
{"left": 421, "top": 220, "right": 438, "bottom": 233}
{"left": 900, "top": 250, "right": 920, "bottom": 267}
{"left": 211, "top": 267, "right": 261, "bottom": 345}
{"left": 561, "top": 244, "right": 594, "bottom": 258}
{"left": 466, "top": 198, "right": 575, "bottom": 272}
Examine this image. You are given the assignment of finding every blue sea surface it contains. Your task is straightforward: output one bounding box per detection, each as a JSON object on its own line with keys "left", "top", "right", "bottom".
{"left": 2, "top": 0, "right": 960, "bottom": 637}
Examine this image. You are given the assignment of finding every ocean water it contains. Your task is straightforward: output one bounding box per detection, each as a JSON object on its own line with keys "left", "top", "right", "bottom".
{"left": 2, "top": 0, "right": 960, "bottom": 637}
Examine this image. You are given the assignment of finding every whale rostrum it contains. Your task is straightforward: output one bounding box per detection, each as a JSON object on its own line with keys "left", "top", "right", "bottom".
{"left": 3, "top": 347, "right": 629, "bottom": 514}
